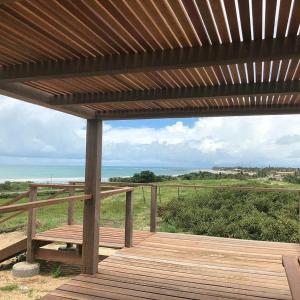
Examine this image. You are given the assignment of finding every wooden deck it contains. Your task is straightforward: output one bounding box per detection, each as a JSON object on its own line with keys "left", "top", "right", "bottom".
{"left": 43, "top": 232, "right": 300, "bottom": 300}
{"left": 34, "top": 225, "right": 153, "bottom": 249}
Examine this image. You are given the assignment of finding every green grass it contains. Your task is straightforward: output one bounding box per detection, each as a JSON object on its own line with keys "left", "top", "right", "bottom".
{"left": 0, "top": 179, "right": 299, "bottom": 240}
{"left": 0, "top": 284, "right": 18, "bottom": 292}
{"left": 51, "top": 264, "right": 63, "bottom": 278}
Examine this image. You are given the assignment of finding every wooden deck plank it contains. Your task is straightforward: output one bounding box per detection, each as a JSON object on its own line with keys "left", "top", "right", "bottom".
{"left": 0, "top": 238, "right": 27, "bottom": 263}
{"left": 34, "top": 225, "right": 153, "bottom": 249}
{"left": 44, "top": 232, "right": 300, "bottom": 299}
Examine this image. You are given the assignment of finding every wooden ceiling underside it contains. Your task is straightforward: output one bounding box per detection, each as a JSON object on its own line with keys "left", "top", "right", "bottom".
{"left": 0, "top": 0, "right": 299, "bottom": 119}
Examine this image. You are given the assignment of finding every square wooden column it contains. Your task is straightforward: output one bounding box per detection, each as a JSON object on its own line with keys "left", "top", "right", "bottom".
{"left": 82, "top": 119, "right": 102, "bottom": 274}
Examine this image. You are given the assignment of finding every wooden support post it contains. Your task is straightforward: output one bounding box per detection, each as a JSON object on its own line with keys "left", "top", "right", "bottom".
{"left": 82, "top": 119, "right": 102, "bottom": 275}
{"left": 298, "top": 193, "right": 300, "bottom": 243}
{"left": 26, "top": 186, "right": 37, "bottom": 263}
{"left": 125, "top": 191, "right": 134, "bottom": 248}
{"left": 150, "top": 185, "right": 157, "bottom": 233}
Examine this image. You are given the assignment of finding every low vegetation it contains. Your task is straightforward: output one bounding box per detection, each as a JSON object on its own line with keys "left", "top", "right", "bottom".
{"left": 159, "top": 189, "right": 299, "bottom": 243}
{"left": 51, "top": 264, "right": 62, "bottom": 278}
{"left": 0, "top": 283, "right": 18, "bottom": 292}
{"left": 0, "top": 181, "right": 30, "bottom": 195}
{"left": 0, "top": 171, "right": 300, "bottom": 243}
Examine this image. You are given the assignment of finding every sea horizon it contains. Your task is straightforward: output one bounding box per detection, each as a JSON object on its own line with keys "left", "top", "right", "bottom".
{"left": 0, "top": 165, "right": 204, "bottom": 183}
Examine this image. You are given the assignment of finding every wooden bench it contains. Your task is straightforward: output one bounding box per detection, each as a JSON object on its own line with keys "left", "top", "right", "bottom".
{"left": 283, "top": 255, "right": 300, "bottom": 300}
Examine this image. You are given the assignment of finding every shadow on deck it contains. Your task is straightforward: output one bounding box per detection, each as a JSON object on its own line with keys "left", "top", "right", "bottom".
{"left": 43, "top": 232, "right": 300, "bottom": 299}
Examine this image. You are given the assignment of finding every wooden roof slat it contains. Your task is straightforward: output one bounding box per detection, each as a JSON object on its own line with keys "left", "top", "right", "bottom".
{"left": 37, "top": 0, "right": 116, "bottom": 56}
{"left": 113, "top": 0, "right": 162, "bottom": 51}
{"left": 252, "top": 0, "right": 263, "bottom": 40}
{"left": 181, "top": 0, "right": 210, "bottom": 46}
{"left": 87, "top": 0, "right": 145, "bottom": 53}
{"left": 292, "top": 59, "right": 300, "bottom": 80}
{"left": 168, "top": 0, "right": 202, "bottom": 46}
{"left": 223, "top": 0, "right": 241, "bottom": 42}
{"left": 265, "top": 0, "right": 277, "bottom": 39}
{"left": 276, "top": 0, "right": 293, "bottom": 37}
{"left": 0, "top": 10, "right": 68, "bottom": 60}
{"left": 194, "top": 0, "right": 220, "bottom": 44}
{"left": 13, "top": 0, "right": 103, "bottom": 57}
{"left": 287, "top": 0, "right": 300, "bottom": 36}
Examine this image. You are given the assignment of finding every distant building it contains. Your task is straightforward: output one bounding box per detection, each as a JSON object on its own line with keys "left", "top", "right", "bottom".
{"left": 270, "top": 171, "right": 295, "bottom": 181}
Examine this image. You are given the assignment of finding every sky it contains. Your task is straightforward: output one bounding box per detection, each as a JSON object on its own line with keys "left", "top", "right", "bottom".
{"left": 0, "top": 95, "right": 299, "bottom": 168}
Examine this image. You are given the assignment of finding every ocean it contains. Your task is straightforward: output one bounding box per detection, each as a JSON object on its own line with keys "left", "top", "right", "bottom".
{"left": 0, "top": 165, "right": 197, "bottom": 183}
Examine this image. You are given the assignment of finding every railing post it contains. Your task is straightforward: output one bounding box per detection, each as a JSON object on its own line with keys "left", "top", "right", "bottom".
{"left": 125, "top": 190, "right": 134, "bottom": 247}
{"left": 150, "top": 185, "right": 157, "bottom": 233}
{"left": 65, "top": 182, "right": 76, "bottom": 249}
{"left": 26, "top": 186, "right": 37, "bottom": 263}
{"left": 68, "top": 182, "right": 75, "bottom": 226}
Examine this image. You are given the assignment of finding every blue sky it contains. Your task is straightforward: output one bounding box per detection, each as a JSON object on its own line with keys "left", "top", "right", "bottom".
{"left": 107, "top": 118, "right": 198, "bottom": 129}
{"left": 1, "top": 95, "right": 300, "bottom": 168}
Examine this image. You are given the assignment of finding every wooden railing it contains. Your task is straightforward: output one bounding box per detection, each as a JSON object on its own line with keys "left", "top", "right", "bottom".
{"left": 0, "top": 183, "right": 134, "bottom": 264}
{"left": 0, "top": 191, "right": 30, "bottom": 225}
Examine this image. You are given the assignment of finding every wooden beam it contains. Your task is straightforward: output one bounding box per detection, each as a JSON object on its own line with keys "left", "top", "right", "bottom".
{"left": 50, "top": 81, "right": 300, "bottom": 106}
{"left": 35, "top": 248, "right": 82, "bottom": 265}
{"left": 35, "top": 248, "right": 108, "bottom": 265}
{"left": 0, "top": 82, "right": 95, "bottom": 119}
{"left": 96, "top": 104, "right": 300, "bottom": 120}
{"left": 0, "top": 36, "right": 299, "bottom": 83}
{"left": 82, "top": 119, "right": 102, "bottom": 275}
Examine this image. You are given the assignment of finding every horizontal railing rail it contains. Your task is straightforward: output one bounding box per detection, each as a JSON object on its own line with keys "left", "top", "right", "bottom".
{"left": 0, "top": 194, "right": 92, "bottom": 213}
{"left": 30, "top": 183, "right": 85, "bottom": 189}
{"left": 0, "top": 190, "right": 31, "bottom": 225}
{"left": 0, "top": 190, "right": 30, "bottom": 207}
{"left": 156, "top": 184, "right": 300, "bottom": 193}
{"left": 101, "top": 187, "right": 133, "bottom": 198}
{"left": 0, "top": 211, "right": 24, "bottom": 225}
{"left": 101, "top": 182, "right": 155, "bottom": 187}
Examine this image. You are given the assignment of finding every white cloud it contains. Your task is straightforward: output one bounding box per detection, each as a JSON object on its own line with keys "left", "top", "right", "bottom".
{"left": 1, "top": 95, "right": 300, "bottom": 167}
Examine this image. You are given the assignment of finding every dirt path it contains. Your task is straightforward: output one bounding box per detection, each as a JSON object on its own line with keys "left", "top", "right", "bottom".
{"left": 0, "top": 231, "right": 70, "bottom": 299}
{"left": 0, "top": 270, "right": 70, "bottom": 300}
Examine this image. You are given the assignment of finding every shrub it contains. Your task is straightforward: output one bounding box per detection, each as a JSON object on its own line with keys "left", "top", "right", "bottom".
{"left": 109, "top": 170, "right": 174, "bottom": 183}
{"left": 159, "top": 190, "right": 299, "bottom": 243}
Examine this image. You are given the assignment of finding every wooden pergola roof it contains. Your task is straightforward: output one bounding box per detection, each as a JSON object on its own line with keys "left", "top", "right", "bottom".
{"left": 0, "top": 0, "right": 299, "bottom": 120}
